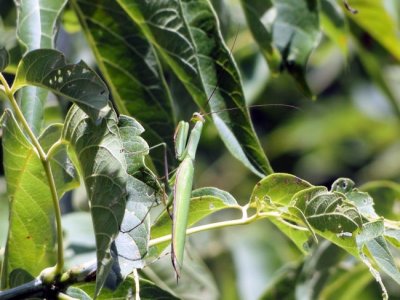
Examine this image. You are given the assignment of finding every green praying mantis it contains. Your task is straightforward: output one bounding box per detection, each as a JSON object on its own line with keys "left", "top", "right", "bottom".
{"left": 168, "top": 104, "right": 298, "bottom": 278}
{"left": 170, "top": 111, "right": 205, "bottom": 278}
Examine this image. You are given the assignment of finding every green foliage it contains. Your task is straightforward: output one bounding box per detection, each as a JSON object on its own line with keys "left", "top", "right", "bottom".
{"left": 0, "top": 0, "right": 400, "bottom": 299}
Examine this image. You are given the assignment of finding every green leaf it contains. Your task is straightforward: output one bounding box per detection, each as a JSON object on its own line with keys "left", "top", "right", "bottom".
{"left": 15, "top": 0, "right": 67, "bottom": 135}
{"left": 16, "top": 0, "right": 67, "bottom": 52}
{"left": 345, "top": 0, "right": 400, "bottom": 61}
{"left": 0, "top": 110, "right": 69, "bottom": 288}
{"left": 360, "top": 181, "right": 400, "bottom": 220}
{"left": 271, "top": 0, "right": 320, "bottom": 98}
{"left": 357, "top": 220, "right": 400, "bottom": 286}
{"left": 239, "top": 0, "right": 281, "bottom": 73}
{"left": 13, "top": 49, "right": 110, "bottom": 122}
{"left": 249, "top": 173, "right": 312, "bottom": 208}
{"left": 331, "top": 178, "right": 378, "bottom": 219}
{"left": 117, "top": 0, "right": 273, "bottom": 177}
{"left": 295, "top": 191, "right": 362, "bottom": 234}
{"left": 71, "top": 0, "right": 176, "bottom": 168}
{"left": 111, "top": 115, "right": 162, "bottom": 282}
{"left": 74, "top": 277, "right": 179, "bottom": 300}
{"left": 150, "top": 187, "right": 239, "bottom": 255}
{"left": 0, "top": 47, "right": 9, "bottom": 72}
{"left": 62, "top": 105, "right": 127, "bottom": 295}
{"left": 289, "top": 186, "right": 329, "bottom": 242}
{"left": 320, "top": 0, "right": 349, "bottom": 56}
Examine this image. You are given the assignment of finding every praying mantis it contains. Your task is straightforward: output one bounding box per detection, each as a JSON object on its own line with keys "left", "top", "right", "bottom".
{"left": 170, "top": 111, "right": 205, "bottom": 278}
{"left": 169, "top": 105, "right": 298, "bottom": 278}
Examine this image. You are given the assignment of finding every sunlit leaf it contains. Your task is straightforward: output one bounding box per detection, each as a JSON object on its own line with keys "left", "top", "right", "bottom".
{"left": 272, "top": 0, "right": 320, "bottom": 98}
{"left": 345, "top": 0, "right": 400, "bottom": 61}
{"left": 13, "top": 49, "right": 110, "bottom": 122}
{"left": 15, "top": 0, "right": 67, "bottom": 135}
{"left": 0, "top": 110, "right": 74, "bottom": 288}
{"left": 117, "top": 0, "right": 273, "bottom": 177}
{"left": 250, "top": 173, "right": 312, "bottom": 208}
{"left": 71, "top": 0, "right": 176, "bottom": 170}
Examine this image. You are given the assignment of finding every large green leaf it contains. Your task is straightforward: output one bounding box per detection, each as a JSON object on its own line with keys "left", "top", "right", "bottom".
{"left": 71, "top": 0, "right": 176, "bottom": 167}
{"left": 271, "top": 0, "right": 320, "bottom": 98}
{"left": 110, "top": 115, "right": 162, "bottom": 283}
{"left": 345, "top": 0, "right": 400, "bottom": 61}
{"left": 0, "top": 110, "right": 77, "bottom": 288}
{"left": 239, "top": 0, "right": 281, "bottom": 73}
{"left": 0, "top": 47, "right": 9, "bottom": 71}
{"left": 15, "top": 0, "right": 67, "bottom": 135}
{"left": 117, "top": 0, "right": 273, "bottom": 177}
{"left": 13, "top": 49, "right": 110, "bottom": 121}
{"left": 62, "top": 104, "right": 127, "bottom": 295}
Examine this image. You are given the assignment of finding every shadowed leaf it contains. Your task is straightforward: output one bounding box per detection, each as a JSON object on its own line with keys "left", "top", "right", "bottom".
{"left": 117, "top": 0, "right": 273, "bottom": 177}
{"left": 13, "top": 49, "right": 110, "bottom": 122}
{"left": 71, "top": 0, "right": 176, "bottom": 171}
{"left": 63, "top": 105, "right": 127, "bottom": 295}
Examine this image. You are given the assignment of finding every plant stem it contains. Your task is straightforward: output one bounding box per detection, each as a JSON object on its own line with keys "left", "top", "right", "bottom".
{"left": 0, "top": 73, "right": 64, "bottom": 276}
{"left": 149, "top": 210, "right": 280, "bottom": 247}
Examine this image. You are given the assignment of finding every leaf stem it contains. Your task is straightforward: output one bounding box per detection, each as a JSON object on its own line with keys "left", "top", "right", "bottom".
{"left": 0, "top": 72, "right": 64, "bottom": 276}
{"left": 149, "top": 208, "right": 280, "bottom": 247}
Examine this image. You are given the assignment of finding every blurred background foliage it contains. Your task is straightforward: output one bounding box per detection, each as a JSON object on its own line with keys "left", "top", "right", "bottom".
{"left": 1, "top": 0, "right": 400, "bottom": 299}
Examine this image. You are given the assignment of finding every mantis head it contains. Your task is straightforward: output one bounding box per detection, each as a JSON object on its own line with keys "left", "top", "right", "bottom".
{"left": 191, "top": 112, "right": 205, "bottom": 123}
